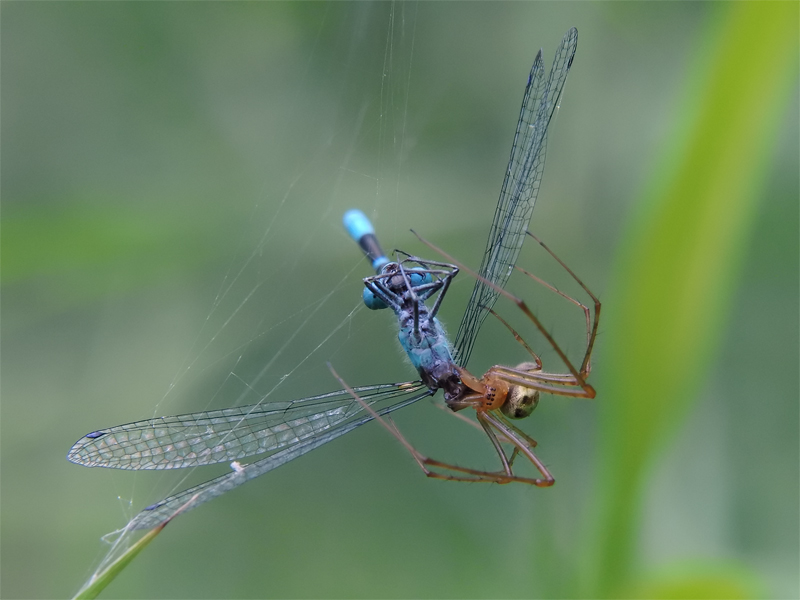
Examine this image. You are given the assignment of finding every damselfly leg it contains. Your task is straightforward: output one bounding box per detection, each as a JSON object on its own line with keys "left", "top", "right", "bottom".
{"left": 361, "top": 252, "right": 458, "bottom": 321}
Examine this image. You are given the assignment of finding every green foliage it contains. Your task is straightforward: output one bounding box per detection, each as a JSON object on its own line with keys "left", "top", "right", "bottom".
{"left": 588, "top": 3, "right": 798, "bottom": 597}
{"left": 627, "top": 561, "right": 763, "bottom": 600}
{"left": 73, "top": 522, "right": 168, "bottom": 600}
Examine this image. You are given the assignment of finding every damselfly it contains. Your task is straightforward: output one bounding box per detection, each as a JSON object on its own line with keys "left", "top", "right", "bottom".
{"left": 68, "top": 27, "right": 588, "bottom": 530}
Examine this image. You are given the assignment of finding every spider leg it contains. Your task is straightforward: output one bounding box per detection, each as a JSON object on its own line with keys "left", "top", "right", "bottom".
{"left": 513, "top": 265, "right": 591, "bottom": 369}
{"left": 481, "top": 411, "right": 553, "bottom": 485}
{"left": 525, "top": 231, "right": 601, "bottom": 376}
{"left": 476, "top": 412, "right": 514, "bottom": 477}
{"left": 489, "top": 365, "right": 594, "bottom": 399}
{"left": 485, "top": 307, "right": 542, "bottom": 369}
{"left": 490, "top": 409, "right": 540, "bottom": 449}
{"left": 432, "top": 400, "right": 518, "bottom": 446}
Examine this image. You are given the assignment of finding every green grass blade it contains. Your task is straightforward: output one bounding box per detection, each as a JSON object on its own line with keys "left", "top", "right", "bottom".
{"left": 73, "top": 523, "right": 167, "bottom": 600}
{"left": 586, "top": 2, "right": 798, "bottom": 597}
{"left": 72, "top": 495, "right": 197, "bottom": 600}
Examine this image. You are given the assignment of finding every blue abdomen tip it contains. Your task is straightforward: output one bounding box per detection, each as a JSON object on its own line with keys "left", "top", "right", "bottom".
{"left": 343, "top": 209, "right": 374, "bottom": 242}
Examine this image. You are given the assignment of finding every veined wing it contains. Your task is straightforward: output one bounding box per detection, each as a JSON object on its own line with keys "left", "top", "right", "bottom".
{"left": 68, "top": 381, "right": 429, "bottom": 470}
{"left": 126, "top": 385, "right": 432, "bottom": 530}
{"left": 455, "top": 27, "right": 578, "bottom": 366}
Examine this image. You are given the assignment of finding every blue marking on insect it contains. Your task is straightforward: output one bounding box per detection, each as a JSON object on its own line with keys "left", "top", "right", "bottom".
{"left": 362, "top": 286, "right": 387, "bottom": 310}
{"left": 343, "top": 209, "right": 391, "bottom": 272}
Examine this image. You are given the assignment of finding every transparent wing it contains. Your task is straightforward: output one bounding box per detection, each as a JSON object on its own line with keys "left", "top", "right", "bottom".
{"left": 455, "top": 27, "right": 578, "bottom": 366}
{"left": 68, "top": 381, "right": 429, "bottom": 470}
{"left": 126, "top": 386, "right": 431, "bottom": 530}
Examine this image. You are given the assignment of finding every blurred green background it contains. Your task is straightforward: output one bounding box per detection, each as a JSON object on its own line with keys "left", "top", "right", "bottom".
{"left": 2, "top": 3, "right": 797, "bottom": 599}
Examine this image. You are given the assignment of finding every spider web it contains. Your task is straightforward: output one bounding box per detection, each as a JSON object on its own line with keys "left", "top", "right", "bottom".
{"left": 72, "top": 4, "right": 430, "bottom": 594}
